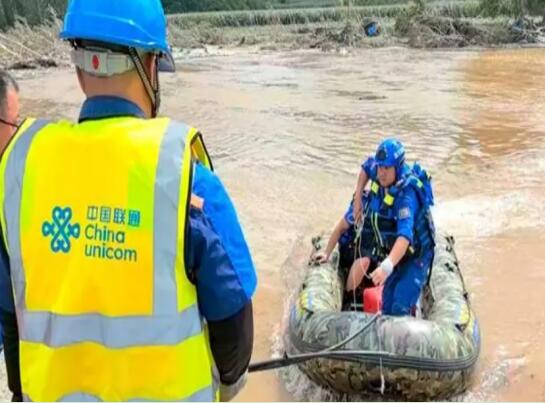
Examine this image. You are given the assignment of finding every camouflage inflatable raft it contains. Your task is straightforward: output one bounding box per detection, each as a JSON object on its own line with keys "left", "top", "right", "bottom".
{"left": 288, "top": 235, "right": 480, "bottom": 400}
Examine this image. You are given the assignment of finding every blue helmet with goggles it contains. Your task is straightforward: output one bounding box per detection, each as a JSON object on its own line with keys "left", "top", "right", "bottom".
{"left": 375, "top": 138, "right": 405, "bottom": 169}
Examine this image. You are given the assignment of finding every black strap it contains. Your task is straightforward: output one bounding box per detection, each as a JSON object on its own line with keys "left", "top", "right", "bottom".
{"left": 128, "top": 48, "right": 161, "bottom": 118}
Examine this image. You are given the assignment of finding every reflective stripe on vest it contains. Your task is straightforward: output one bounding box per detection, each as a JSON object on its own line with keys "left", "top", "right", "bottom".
{"left": 23, "top": 386, "right": 214, "bottom": 403}
{"left": 0, "top": 117, "right": 217, "bottom": 402}
{"left": 370, "top": 180, "right": 394, "bottom": 207}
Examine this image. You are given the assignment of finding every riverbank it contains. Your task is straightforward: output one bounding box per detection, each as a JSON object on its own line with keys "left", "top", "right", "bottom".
{"left": 1, "top": 2, "right": 544, "bottom": 70}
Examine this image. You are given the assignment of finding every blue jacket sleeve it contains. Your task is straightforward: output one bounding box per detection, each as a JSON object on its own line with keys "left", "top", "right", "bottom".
{"left": 361, "top": 157, "right": 377, "bottom": 180}
{"left": 395, "top": 186, "right": 419, "bottom": 245}
{"left": 343, "top": 199, "right": 356, "bottom": 226}
{"left": 0, "top": 232, "right": 15, "bottom": 314}
{"left": 187, "top": 163, "right": 257, "bottom": 322}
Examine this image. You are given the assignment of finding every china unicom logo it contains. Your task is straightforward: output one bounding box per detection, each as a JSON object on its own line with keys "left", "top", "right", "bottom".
{"left": 42, "top": 207, "right": 81, "bottom": 253}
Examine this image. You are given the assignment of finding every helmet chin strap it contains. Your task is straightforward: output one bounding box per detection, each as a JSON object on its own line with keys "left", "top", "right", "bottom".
{"left": 128, "top": 48, "right": 160, "bottom": 118}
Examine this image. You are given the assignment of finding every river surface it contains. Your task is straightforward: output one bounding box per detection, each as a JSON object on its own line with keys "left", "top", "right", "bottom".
{"left": 3, "top": 46, "right": 545, "bottom": 401}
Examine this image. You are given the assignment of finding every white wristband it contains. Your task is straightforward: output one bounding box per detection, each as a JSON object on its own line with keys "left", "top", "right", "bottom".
{"left": 380, "top": 257, "right": 394, "bottom": 277}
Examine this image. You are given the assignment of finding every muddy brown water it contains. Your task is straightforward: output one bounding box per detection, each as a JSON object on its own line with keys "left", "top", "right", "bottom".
{"left": 3, "top": 47, "right": 545, "bottom": 401}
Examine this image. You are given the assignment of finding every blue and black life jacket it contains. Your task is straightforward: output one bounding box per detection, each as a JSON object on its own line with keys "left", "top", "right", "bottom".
{"left": 362, "top": 162, "right": 435, "bottom": 260}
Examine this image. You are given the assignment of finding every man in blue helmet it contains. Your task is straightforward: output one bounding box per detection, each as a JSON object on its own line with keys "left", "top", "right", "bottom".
{"left": 0, "top": 1, "right": 256, "bottom": 401}
{"left": 348, "top": 138, "right": 436, "bottom": 316}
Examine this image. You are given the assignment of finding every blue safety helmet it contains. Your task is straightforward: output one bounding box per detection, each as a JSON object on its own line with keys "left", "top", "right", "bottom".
{"left": 60, "top": 0, "right": 175, "bottom": 72}
{"left": 375, "top": 138, "right": 405, "bottom": 170}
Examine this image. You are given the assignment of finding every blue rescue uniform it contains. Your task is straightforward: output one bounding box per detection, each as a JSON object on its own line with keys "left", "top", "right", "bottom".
{"left": 361, "top": 157, "right": 435, "bottom": 316}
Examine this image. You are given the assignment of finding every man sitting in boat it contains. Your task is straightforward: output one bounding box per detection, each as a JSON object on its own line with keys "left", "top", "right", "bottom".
{"left": 349, "top": 138, "right": 436, "bottom": 316}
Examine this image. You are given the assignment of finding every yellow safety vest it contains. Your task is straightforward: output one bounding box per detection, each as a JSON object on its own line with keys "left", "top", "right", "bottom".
{"left": 0, "top": 117, "right": 218, "bottom": 402}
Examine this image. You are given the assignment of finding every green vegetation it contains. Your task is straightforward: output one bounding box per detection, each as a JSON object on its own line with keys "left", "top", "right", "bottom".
{"left": 0, "top": 0, "right": 65, "bottom": 28}
{"left": 1, "top": 0, "right": 543, "bottom": 30}
{"left": 162, "top": 0, "right": 327, "bottom": 12}
{"left": 0, "top": 0, "right": 414, "bottom": 22}
{"left": 161, "top": 0, "right": 414, "bottom": 13}
{"left": 170, "top": 5, "right": 406, "bottom": 28}
{"left": 479, "top": 0, "right": 545, "bottom": 18}
{"left": 394, "top": 0, "right": 544, "bottom": 48}
{"left": 168, "top": 2, "right": 484, "bottom": 29}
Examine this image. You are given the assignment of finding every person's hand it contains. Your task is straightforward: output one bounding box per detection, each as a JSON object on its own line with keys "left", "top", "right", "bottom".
{"left": 311, "top": 252, "right": 329, "bottom": 265}
{"left": 371, "top": 257, "right": 394, "bottom": 286}
{"left": 370, "top": 267, "right": 388, "bottom": 286}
